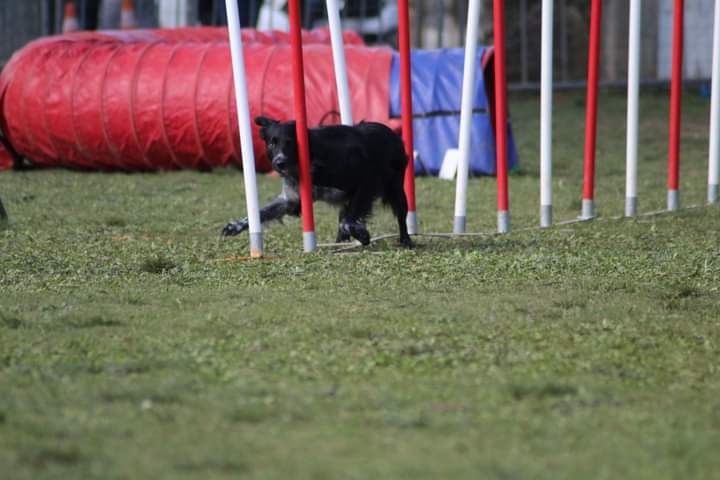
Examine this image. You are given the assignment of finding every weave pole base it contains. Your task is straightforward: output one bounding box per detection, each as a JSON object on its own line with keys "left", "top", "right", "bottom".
{"left": 625, "top": 196, "right": 638, "bottom": 217}
{"left": 667, "top": 189, "right": 680, "bottom": 212}
{"left": 580, "top": 199, "right": 595, "bottom": 220}
{"left": 540, "top": 204, "right": 552, "bottom": 228}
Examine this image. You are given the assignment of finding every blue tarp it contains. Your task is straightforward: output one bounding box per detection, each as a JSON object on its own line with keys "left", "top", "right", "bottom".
{"left": 390, "top": 48, "right": 519, "bottom": 176}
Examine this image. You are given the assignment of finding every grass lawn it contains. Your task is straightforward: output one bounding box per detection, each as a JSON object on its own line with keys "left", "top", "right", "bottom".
{"left": 1, "top": 88, "right": 720, "bottom": 479}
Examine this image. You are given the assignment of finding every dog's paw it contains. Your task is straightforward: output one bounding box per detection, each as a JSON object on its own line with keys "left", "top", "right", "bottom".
{"left": 222, "top": 219, "right": 249, "bottom": 236}
{"left": 354, "top": 229, "right": 371, "bottom": 246}
{"left": 399, "top": 235, "right": 414, "bottom": 249}
{"left": 341, "top": 221, "right": 371, "bottom": 246}
{"left": 339, "top": 221, "right": 370, "bottom": 246}
{"left": 335, "top": 228, "right": 352, "bottom": 243}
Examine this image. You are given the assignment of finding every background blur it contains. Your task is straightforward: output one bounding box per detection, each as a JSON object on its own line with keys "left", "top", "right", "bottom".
{"left": 0, "top": 0, "right": 716, "bottom": 89}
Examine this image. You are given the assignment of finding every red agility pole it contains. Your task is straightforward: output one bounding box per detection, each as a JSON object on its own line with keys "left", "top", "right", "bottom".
{"left": 397, "top": 0, "right": 417, "bottom": 234}
{"left": 493, "top": 0, "right": 510, "bottom": 233}
{"left": 581, "top": 0, "right": 602, "bottom": 220}
{"left": 668, "top": 0, "right": 684, "bottom": 211}
{"left": 288, "top": 0, "right": 317, "bottom": 251}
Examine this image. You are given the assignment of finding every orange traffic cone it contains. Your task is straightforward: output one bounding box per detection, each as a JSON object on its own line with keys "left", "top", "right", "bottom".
{"left": 62, "top": 1, "right": 80, "bottom": 33}
{"left": 121, "top": 0, "right": 137, "bottom": 29}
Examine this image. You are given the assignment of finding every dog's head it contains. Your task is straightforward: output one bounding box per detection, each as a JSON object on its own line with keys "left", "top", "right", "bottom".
{"left": 255, "top": 116, "right": 298, "bottom": 177}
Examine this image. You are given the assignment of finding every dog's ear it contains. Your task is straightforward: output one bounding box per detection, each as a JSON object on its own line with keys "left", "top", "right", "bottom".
{"left": 255, "top": 116, "right": 278, "bottom": 128}
{"left": 255, "top": 116, "right": 276, "bottom": 141}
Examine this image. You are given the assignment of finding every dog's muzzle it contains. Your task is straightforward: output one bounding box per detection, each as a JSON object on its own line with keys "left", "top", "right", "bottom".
{"left": 272, "top": 154, "right": 287, "bottom": 172}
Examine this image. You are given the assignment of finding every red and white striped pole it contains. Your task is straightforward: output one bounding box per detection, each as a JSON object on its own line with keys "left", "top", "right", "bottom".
{"left": 581, "top": 0, "right": 602, "bottom": 220}
{"left": 397, "top": 0, "right": 417, "bottom": 235}
{"left": 288, "top": 0, "right": 317, "bottom": 251}
{"left": 668, "top": 0, "right": 684, "bottom": 212}
{"left": 493, "top": 0, "right": 510, "bottom": 233}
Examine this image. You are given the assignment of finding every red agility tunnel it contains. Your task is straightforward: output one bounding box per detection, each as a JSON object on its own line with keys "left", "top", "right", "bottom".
{"left": 61, "top": 26, "right": 364, "bottom": 45}
{"left": 0, "top": 28, "right": 385, "bottom": 172}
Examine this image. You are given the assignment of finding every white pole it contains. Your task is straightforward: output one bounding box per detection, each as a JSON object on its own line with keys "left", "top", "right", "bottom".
{"left": 326, "top": 0, "right": 353, "bottom": 125}
{"left": 452, "top": 0, "right": 481, "bottom": 234}
{"left": 540, "top": 0, "right": 554, "bottom": 227}
{"left": 225, "top": 0, "right": 263, "bottom": 258}
{"left": 709, "top": 0, "right": 720, "bottom": 204}
{"left": 625, "top": 0, "right": 641, "bottom": 217}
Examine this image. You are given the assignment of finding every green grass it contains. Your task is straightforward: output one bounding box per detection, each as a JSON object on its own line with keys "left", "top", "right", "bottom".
{"left": 1, "top": 89, "right": 720, "bottom": 479}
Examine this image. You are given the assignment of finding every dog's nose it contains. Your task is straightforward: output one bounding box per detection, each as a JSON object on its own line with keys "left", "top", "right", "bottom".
{"left": 272, "top": 155, "right": 287, "bottom": 171}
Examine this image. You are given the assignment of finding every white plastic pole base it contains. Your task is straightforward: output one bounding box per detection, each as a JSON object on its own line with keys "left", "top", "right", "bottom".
{"left": 453, "top": 216, "right": 466, "bottom": 234}
{"left": 667, "top": 189, "right": 680, "bottom": 211}
{"left": 580, "top": 199, "right": 594, "bottom": 220}
{"left": 709, "top": 184, "right": 718, "bottom": 204}
{"left": 540, "top": 204, "right": 552, "bottom": 228}
{"left": 249, "top": 232, "right": 264, "bottom": 258}
{"left": 406, "top": 211, "right": 418, "bottom": 235}
{"left": 625, "top": 196, "right": 638, "bottom": 217}
{"left": 498, "top": 210, "right": 510, "bottom": 234}
{"left": 303, "top": 231, "right": 317, "bottom": 252}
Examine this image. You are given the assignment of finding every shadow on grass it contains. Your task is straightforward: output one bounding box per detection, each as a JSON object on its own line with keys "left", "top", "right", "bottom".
{"left": 175, "top": 460, "right": 249, "bottom": 474}
{"left": 65, "top": 314, "right": 124, "bottom": 329}
{"left": 19, "top": 446, "right": 84, "bottom": 469}
{"left": 1, "top": 311, "right": 124, "bottom": 331}
{"left": 509, "top": 382, "right": 579, "bottom": 401}
{"left": 0, "top": 312, "right": 23, "bottom": 329}
{"left": 140, "top": 254, "right": 176, "bottom": 274}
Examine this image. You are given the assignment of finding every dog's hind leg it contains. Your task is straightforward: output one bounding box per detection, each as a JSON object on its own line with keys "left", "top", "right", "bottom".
{"left": 385, "top": 178, "right": 413, "bottom": 248}
{"left": 339, "top": 189, "right": 375, "bottom": 246}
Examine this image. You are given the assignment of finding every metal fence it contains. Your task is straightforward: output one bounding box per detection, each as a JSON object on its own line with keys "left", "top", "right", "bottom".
{"left": 1, "top": 0, "right": 716, "bottom": 88}
{"left": 0, "top": 0, "right": 50, "bottom": 65}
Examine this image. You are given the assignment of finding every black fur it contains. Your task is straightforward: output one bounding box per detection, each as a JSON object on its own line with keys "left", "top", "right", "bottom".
{"left": 222, "top": 116, "right": 413, "bottom": 247}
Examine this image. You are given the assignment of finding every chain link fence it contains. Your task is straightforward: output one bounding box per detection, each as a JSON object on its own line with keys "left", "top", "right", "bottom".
{"left": 1, "top": 0, "right": 716, "bottom": 88}
{"left": 0, "top": 0, "right": 51, "bottom": 65}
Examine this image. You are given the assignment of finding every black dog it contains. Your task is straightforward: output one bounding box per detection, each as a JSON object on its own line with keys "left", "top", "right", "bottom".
{"left": 222, "top": 116, "right": 413, "bottom": 247}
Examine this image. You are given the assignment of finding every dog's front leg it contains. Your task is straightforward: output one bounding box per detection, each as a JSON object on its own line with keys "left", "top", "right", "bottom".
{"left": 222, "top": 191, "right": 300, "bottom": 237}
{"left": 335, "top": 205, "right": 352, "bottom": 243}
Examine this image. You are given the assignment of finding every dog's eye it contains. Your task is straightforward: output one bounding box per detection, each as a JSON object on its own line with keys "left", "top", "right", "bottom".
{"left": 269, "top": 137, "right": 277, "bottom": 146}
